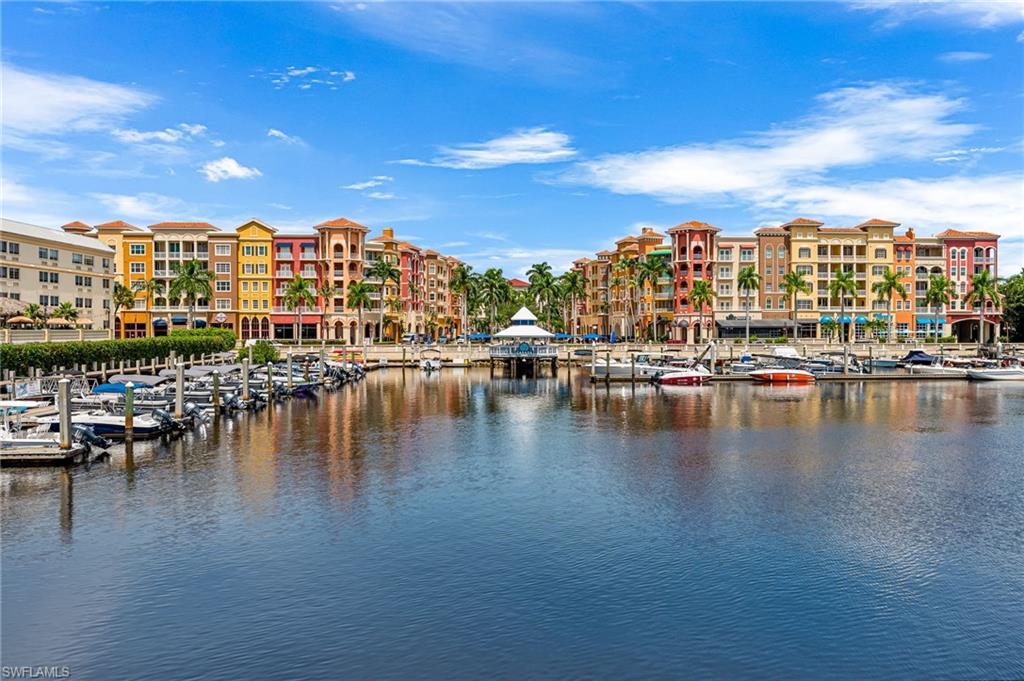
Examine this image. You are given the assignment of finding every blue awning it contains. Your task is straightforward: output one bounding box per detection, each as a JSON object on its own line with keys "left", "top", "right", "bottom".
{"left": 916, "top": 316, "right": 947, "bottom": 325}
{"left": 152, "top": 319, "right": 168, "bottom": 326}
{"left": 855, "top": 315, "right": 868, "bottom": 324}
{"left": 193, "top": 319, "right": 207, "bottom": 328}
{"left": 171, "top": 316, "right": 187, "bottom": 324}
{"left": 819, "top": 316, "right": 833, "bottom": 323}
{"left": 838, "top": 315, "right": 852, "bottom": 324}
{"left": 873, "top": 313, "right": 890, "bottom": 319}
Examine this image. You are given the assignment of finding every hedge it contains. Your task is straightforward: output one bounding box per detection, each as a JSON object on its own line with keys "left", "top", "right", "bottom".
{"left": 0, "top": 328, "right": 237, "bottom": 376}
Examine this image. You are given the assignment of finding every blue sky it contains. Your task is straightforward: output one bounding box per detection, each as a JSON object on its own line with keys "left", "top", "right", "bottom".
{"left": 2, "top": 1, "right": 1022, "bottom": 275}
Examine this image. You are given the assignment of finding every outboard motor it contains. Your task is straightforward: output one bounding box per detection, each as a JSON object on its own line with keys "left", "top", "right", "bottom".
{"left": 184, "top": 402, "right": 209, "bottom": 424}
{"left": 225, "top": 394, "right": 242, "bottom": 411}
{"left": 153, "top": 408, "right": 187, "bottom": 432}
{"left": 71, "top": 424, "right": 113, "bottom": 452}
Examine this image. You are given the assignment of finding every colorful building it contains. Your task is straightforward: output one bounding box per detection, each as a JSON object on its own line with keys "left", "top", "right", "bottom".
{"left": 236, "top": 219, "right": 275, "bottom": 340}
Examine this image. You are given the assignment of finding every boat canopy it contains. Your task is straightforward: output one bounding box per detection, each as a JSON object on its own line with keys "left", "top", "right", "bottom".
{"left": 107, "top": 374, "right": 172, "bottom": 387}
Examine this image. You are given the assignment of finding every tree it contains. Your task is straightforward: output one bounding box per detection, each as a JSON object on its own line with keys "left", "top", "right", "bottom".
{"left": 478, "top": 268, "right": 510, "bottom": 334}
{"left": 526, "top": 262, "right": 553, "bottom": 323}
{"left": 317, "top": 281, "right": 337, "bottom": 341}
{"left": 781, "top": 270, "right": 812, "bottom": 340}
{"left": 637, "top": 255, "right": 672, "bottom": 340}
{"left": 168, "top": 260, "right": 214, "bottom": 329}
{"left": 1000, "top": 268, "right": 1024, "bottom": 342}
{"left": 828, "top": 270, "right": 858, "bottom": 343}
{"left": 559, "top": 270, "right": 586, "bottom": 338}
{"left": 821, "top": 319, "right": 838, "bottom": 342}
{"left": 737, "top": 265, "right": 761, "bottom": 347}
{"left": 111, "top": 282, "right": 136, "bottom": 338}
{"left": 689, "top": 280, "right": 717, "bottom": 343}
{"left": 612, "top": 257, "right": 639, "bottom": 339}
{"left": 450, "top": 264, "right": 474, "bottom": 340}
{"left": 384, "top": 295, "right": 403, "bottom": 340}
{"left": 870, "top": 268, "right": 907, "bottom": 343}
{"left": 369, "top": 258, "right": 401, "bottom": 340}
{"left": 53, "top": 301, "right": 79, "bottom": 324}
{"left": 924, "top": 275, "right": 953, "bottom": 345}
{"left": 24, "top": 303, "right": 46, "bottom": 328}
{"left": 132, "top": 277, "right": 165, "bottom": 305}
{"left": 282, "top": 274, "right": 315, "bottom": 343}
{"left": 346, "top": 280, "right": 373, "bottom": 345}
{"left": 964, "top": 268, "right": 1001, "bottom": 351}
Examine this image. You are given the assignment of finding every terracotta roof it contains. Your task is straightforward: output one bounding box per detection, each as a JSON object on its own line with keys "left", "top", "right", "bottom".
{"left": 818, "top": 227, "right": 866, "bottom": 233}
{"left": 94, "top": 220, "right": 140, "bottom": 230}
{"left": 596, "top": 249, "right": 613, "bottom": 256}
{"left": 61, "top": 220, "right": 91, "bottom": 229}
{"left": 935, "top": 229, "right": 1000, "bottom": 239}
{"left": 315, "top": 217, "right": 369, "bottom": 230}
{"left": 782, "top": 217, "right": 824, "bottom": 228}
{"left": 508, "top": 278, "right": 530, "bottom": 289}
{"left": 667, "top": 220, "right": 720, "bottom": 232}
{"left": 754, "top": 227, "right": 786, "bottom": 235}
{"left": 856, "top": 218, "right": 900, "bottom": 228}
{"left": 149, "top": 221, "right": 218, "bottom": 230}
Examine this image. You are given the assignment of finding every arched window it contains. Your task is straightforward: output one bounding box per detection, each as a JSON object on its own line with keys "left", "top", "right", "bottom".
{"left": 765, "top": 246, "right": 773, "bottom": 259}
{"left": 960, "top": 248, "right": 967, "bottom": 260}
{"left": 260, "top": 318, "right": 270, "bottom": 338}
{"left": 974, "top": 247, "right": 983, "bottom": 259}
{"left": 950, "top": 249, "right": 957, "bottom": 260}
{"left": 778, "top": 246, "right": 786, "bottom": 259}
{"left": 240, "top": 317, "right": 251, "bottom": 340}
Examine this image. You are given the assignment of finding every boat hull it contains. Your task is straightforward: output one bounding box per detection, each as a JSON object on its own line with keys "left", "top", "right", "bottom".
{"left": 966, "top": 369, "right": 1024, "bottom": 381}
{"left": 749, "top": 369, "right": 816, "bottom": 384}
{"left": 656, "top": 371, "right": 709, "bottom": 386}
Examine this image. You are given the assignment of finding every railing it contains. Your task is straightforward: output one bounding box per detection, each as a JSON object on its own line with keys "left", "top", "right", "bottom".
{"left": 150, "top": 306, "right": 210, "bottom": 312}
{"left": 300, "top": 253, "right": 317, "bottom": 260}
{"left": 489, "top": 344, "right": 559, "bottom": 358}
{"left": 272, "top": 306, "right": 319, "bottom": 314}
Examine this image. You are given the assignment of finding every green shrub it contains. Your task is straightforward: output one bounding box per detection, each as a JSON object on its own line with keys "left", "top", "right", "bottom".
{"left": 239, "top": 340, "right": 279, "bottom": 365}
{"left": 0, "top": 330, "right": 236, "bottom": 376}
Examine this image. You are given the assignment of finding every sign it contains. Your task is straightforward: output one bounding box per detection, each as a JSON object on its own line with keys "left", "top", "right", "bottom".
{"left": 518, "top": 342, "right": 530, "bottom": 354}
{"left": 214, "top": 313, "right": 227, "bottom": 323}
{"left": 14, "top": 380, "right": 41, "bottom": 399}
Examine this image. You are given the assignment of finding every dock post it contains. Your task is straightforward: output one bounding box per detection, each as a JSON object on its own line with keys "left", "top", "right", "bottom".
{"left": 58, "top": 378, "right": 72, "bottom": 450}
{"left": 241, "top": 358, "right": 250, "bottom": 401}
{"left": 212, "top": 371, "right": 221, "bottom": 417}
{"left": 402, "top": 347, "right": 407, "bottom": 369}
{"left": 175, "top": 362, "right": 185, "bottom": 419}
{"left": 169, "top": 350, "right": 177, "bottom": 369}
{"left": 319, "top": 341, "right": 326, "bottom": 385}
{"left": 630, "top": 352, "right": 636, "bottom": 383}
{"left": 124, "top": 382, "right": 135, "bottom": 441}
{"left": 266, "top": 362, "right": 273, "bottom": 399}
{"left": 287, "top": 350, "right": 294, "bottom": 390}
{"left": 867, "top": 345, "right": 873, "bottom": 374}
{"left": 843, "top": 344, "right": 849, "bottom": 376}
{"left": 247, "top": 344, "right": 254, "bottom": 364}
{"left": 605, "top": 348, "right": 611, "bottom": 385}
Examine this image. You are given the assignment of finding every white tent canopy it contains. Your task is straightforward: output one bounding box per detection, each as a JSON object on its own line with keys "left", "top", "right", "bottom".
{"left": 494, "top": 307, "right": 554, "bottom": 339}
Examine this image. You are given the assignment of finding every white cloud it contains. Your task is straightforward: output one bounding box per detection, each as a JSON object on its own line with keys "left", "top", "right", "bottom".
{"left": 567, "top": 82, "right": 974, "bottom": 202}
{"left": 849, "top": 1, "right": 1024, "bottom": 29}
{"left": 932, "top": 146, "right": 1006, "bottom": 163}
{"left": 366, "top": 191, "right": 397, "bottom": 200}
{"left": 199, "top": 157, "right": 262, "bottom": 182}
{"left": 342, "top": 175, "right": 393, "bottom": 190}
{"left": 267, "top": 128, "right": 303, "bottom": 145}
{"left": 399, "top": 127, "right": 577, "bottom": 169}
{"left": 440, "top": 240, "right": 469, "bottom": 248}
{"left": 938, "top": 51, "right": 992, "bottom": 63}
{"left": 286, "top": 66, "right": 318, "bottom": 77}
{"left": 1, "top": 62, "right": 156, "bottom": 148}
{"left": 262, "top": 65, "right": 356, "bottom": 90}
{"left": 112, "top": 123, "right": 207, "bottom": 144}
{"left": 269, "top": 203, "right": 293, "bottom": 211}
{"left": 90, "top": 192, "right": 184, "bottom": 219}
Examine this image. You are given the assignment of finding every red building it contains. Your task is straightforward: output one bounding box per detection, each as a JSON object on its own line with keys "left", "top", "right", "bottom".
{"left": 937, "top": 229, "right": 1001, "bottom": 343}
{"left": 272, "top": 235, "right": 322, "bottom": 340}
{"left": 668, "top": 220, "right": 720, "bottom": 343}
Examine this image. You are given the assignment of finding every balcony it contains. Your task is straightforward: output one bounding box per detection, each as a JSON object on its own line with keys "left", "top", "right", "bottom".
{"left": 150, "top": 305, "right": 210, "bottom": 312}
{"left": 300, "top": 252, "right": 317, "bottom": 260}
{"left": 275, "top": 270, "right": 293, "bottom": 278}
{"left": 272, "top": 306, "right": 318, "bottom": 314}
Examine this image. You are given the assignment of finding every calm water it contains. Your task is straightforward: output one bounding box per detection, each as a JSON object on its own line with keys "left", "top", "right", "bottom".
{"left": 2, "top": 369, "right": 1023, "bottom": 680}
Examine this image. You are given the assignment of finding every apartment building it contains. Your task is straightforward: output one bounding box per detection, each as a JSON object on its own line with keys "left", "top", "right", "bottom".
{"left": 0, "top": 218, "right": 116, "bottom": 327}
{"left": 316, "top": 217, "right": 369, "bottom": 344}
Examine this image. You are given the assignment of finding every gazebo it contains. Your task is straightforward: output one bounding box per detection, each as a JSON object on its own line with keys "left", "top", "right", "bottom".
{"left": 489, "top": 307, "right": 558, "bottom": 377}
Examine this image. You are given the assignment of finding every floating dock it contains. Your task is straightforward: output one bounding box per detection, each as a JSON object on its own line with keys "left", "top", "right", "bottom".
{"left": 0, "top": 443, "right": 92, "bottom": 467}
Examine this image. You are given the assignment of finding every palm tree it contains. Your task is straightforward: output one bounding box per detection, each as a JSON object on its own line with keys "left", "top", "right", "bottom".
{"left": 384, "top": 295, "right": 403, "bottom": 341}
{"left": 168, "top": 259, "right": 214, "bottom": 329}
{"left": 924, "top": 274, "right": 953, "bottom": 345}
{"left": 478, "top": 268, "right": 510, "bottom": 334}
{"left": 737, "top": 265, "right": 761, "bottom": 347}
{"left": 828, "top": 270, "right": 858, "bottom": 343}
{"left": 559, "top": 270, "right": 586, "bottom": 338}
{"left": 24, "top": 302, "right": 46, "bottom": 328}
{"left": 316, "top": 281, "right": 337, "bottom": 341}
{"left": 132, "top": 277, "right": 166, "bottom": 303}
{"left": 282, "top": 274, "right": 315, "bottom": 343}
{"left": 613, "top": 257, "right": 638, "bottom": 339}
{"left": 870, "top": 268, "right": 907, "bottom": 344}
{"left": 111, "top": 282, "right": 136, "bottom": 338}
{"left": 53, "top": 301, "right": 79, "bottom": 324}
{"left": 821, "top": 319, "right": 839, "bottom": 342}
{"left": 450, "top": 264, "right": 474, "bottom": 340}
{"left": 369, "top": 258, "right": 401, "bottom": 340}
{"left": 690, "top": 279, "right": 716, "bottom": 343}
{"left": 964, "top": 269, "right": 1001, "bottom": 351}
{"left": 781, "top": 270, "right": 812, "bottom": 340}
{"left": 346, "top": 280, "right": 373, "bottom": 345}
{"left": 637, "top": 255, "right": 672, "bottom": 340}
{"left": 526, "top": 261, "right": 553, "bottom": 320}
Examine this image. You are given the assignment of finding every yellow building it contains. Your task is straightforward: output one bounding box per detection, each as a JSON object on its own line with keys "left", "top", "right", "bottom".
{"left": 120, "top": 230, "right": 154, "bottom": 338}
{"left": 236, "top": 219, "right": 275, "bottom": 339}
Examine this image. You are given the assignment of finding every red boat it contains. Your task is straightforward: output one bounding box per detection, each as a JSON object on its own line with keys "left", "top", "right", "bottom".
{"left": 655, "top": 369, "right": 709, "bottom": 386}
{"left": 748, "top": 368, "right": 816, "bottom": 384}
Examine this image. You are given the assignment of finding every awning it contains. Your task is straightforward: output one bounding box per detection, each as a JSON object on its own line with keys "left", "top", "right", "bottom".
{"left": 819, "top": 316, "right": 833, "bottom": 323}
{"left": 582, "top": 333, "right": 601, "bottom": 340}
{"left": 854, "top": 315, "right": 868, "bottom": 324}
{"left": 838, "top": 315, "right": 852, "bottom": 324}
{"left": 171, "top": 316, "right": 187, "bottom": 324}
{"left": 915, "top": 316, "right": 947, "bottom": 325}
{"left": 873, "top": 313, "right": 890, "bottom": 319}
{"left": 715, "top": 319, "right": 791, "bottom": 330}
{"left": 153, "top": 319, "right": 168, "bottom": 326}
{"left": 194, "top": 319, "right": 207, "bottom": 328}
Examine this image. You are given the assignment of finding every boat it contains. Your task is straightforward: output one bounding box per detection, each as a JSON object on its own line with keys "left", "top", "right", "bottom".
{"left": 966, "top": 367, "right": 1024, "bottom": 381}
{"left": 419, "top": 348, "right": 442, "bottom": 372}
{"left": 749, "top": 368, "right": 816, "bottom": 384}
{"left": 865, "top": 357, "right": 901, "bottom": 369}
{"left": 655, "top": 368, "right": 710, "bottom": 386}
{"left": 900, "top": 350, "right": 939, "bottom": 366}
{"left": 592, "top": 353, "right": 687, "bottom": 379}
{"left": 37, "top": 408, "right": 189, "bottom": 438}
{"left": 909, "top": 359, "right": 970, "bottom": 376}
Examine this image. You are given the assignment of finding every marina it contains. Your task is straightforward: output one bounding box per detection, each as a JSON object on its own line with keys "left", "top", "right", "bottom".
{"left": 2, "top": 367, "right": 1022, "bottom": 680}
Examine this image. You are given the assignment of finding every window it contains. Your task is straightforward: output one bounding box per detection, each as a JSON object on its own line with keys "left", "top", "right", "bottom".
{"left": 1, "top": 266, "right": 19, "bottom": 279}
{"left": 798, "top": 247, "right": 811, "bottom": 258}
{"left": 102, "top": 258, "right": 111, "bottom": 268}
{"left": 765, "top": 282, "right": 773, "bottom": 292}
{"left": 216, "top": 281, "right": 231, "bottom": 292}
{"left": 874, "top": 248, "right": 887, "bottom": 259}
{"left": 103, "top": 279, "right": 110, "bottom": 289}
{"left": 103, "top": 300, "right": 110, "bottom": 310}
{"left": 796, "top": 265, "right": 813, "bottom": 276}
{"left": 960, "top": 267, "right": 966, "bottom": 277}
{"left": 243, "top": 264, "right": 254, "bottom": 274}
{"left": 215, "top": 263, "right": 231, "bottom": 274}
{"left": 257, "top": 264, "right": 267, "bottom": 275}
{"left": 872, "top": 266, "right": 886, "bottom": 276}
{"left": 0, "top": 241, "right": 20, "bottom": 254}
{"left": 72, "top": 253, "right": 83, "bottom": 264}
{"left": 718, "top": 249, "right": 732, "bottom": 261}
{"left": 129, "top": 244, "right": 146, "bottom": 256}
{"left": 74, "top": 275, "right": 93, "bottom": 286}
{"left": 215, "top": 244, "right": 231, "bottom": 256}
{"left": 39, "top": 271, "right": 59, "bottom": 283}
{"left": 241, "top": 281, "right": 249, "bottom": 292}
{"left": 262, "top": 299, "right": 269, "bottom": 310}
{"left": 777, "top": 247, "right": 785, "bottom": 259}
{"left": 243, "top": 246, "right": 254, "bottom": 256}
{"left": 216, "top": 299, "right": 230, "bottom": 310}
{"left": 429, "top": 265, "right": 436, "bottom": 275}
{"left": 257, "top": 246, "right": 268, "bottom": 257}
{"left": 796, "top": 300, "right": 812, "bottom": 310}
{"left": 130, "top": 262, "right": 145, "bottom": 274}
{"left": 765, "top": 247, "right": 773, "bottom": 259}
{"left": 765, "top": 298, "right": 772, "bottom": 309}
{"left": 740, "top": 248, "right": 754, "bottom": 261}
{"left": 262, "top": 281, "right": 269, "bottom": 292}
{"left": 718, "top": 266, "right": 732, "bottom": 278}
{"left": 242, "top": 299, "right": 249, "bottom": 310}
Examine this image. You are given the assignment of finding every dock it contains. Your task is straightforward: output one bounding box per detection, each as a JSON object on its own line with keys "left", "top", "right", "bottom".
{"left": 590, "top": 372, "right": 969, "bottom": 383}
{"left": 0, "top": 443, "right": 93, "bottom": 467}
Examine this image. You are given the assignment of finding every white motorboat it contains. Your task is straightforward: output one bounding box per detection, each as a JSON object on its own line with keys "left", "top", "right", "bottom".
{"left": 36, "top": 408, "right": 187, "bottom": 439}
{"left": 966, "top": 367, "right": 1024, "bottom": 381}
{"left": 655, "top": 365, "right": 712, "bottom": 386}
{"left": 592, "top": 354, "right": 686, "bottom": 379}
{"left": 419, "top": 349, "right": 442, "bottom": 372}
{"left": 910, "top": 360, "right": 970, "bottom": 376}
